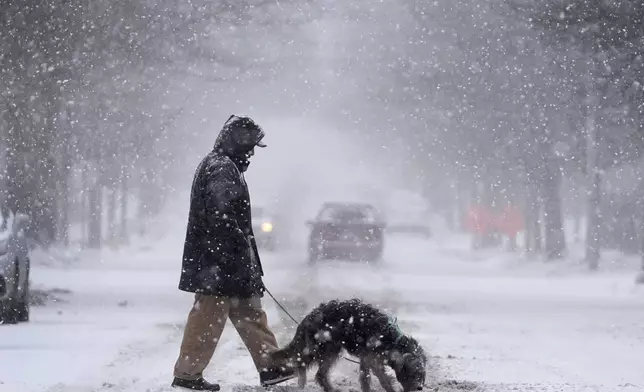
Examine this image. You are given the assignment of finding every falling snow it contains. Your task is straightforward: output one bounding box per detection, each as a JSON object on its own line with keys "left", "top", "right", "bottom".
{"left": 1, "top": 1, "right": 644, "bottom": 392}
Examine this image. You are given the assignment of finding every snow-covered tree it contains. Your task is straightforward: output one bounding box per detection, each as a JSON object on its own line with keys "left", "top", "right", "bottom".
{"left": 0, "top": 0, "right": 319, "bottom": 248}
{"left": 516, "top": 0, "right": 644, "bottom": 268}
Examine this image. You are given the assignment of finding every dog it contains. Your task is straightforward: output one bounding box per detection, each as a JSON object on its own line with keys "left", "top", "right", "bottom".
{"left": 269, "top": 299, "right": 426, "bottom": 392}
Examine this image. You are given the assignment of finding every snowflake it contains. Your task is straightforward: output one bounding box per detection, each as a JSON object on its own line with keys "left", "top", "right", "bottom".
{"left": 314, "top": 330, "right": 332, "bottom": 342}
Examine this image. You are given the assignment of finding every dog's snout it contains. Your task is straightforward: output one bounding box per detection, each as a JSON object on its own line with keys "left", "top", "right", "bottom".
{"left": 416, "top": 385, "right": 423, "bottom": 390}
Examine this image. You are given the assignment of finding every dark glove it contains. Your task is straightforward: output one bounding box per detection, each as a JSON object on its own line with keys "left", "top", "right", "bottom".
{"left": 232, "top": 228, "right": 250, "bottom": 248}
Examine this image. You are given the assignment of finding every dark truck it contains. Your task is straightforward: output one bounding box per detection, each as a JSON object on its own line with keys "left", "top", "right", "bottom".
{"left": 307, "top": 202, "right": 386, "bottom": 263}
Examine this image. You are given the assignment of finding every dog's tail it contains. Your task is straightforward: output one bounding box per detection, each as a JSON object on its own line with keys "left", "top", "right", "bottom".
{"left": 270, "top": 325, "right": 308, "bottom": 365}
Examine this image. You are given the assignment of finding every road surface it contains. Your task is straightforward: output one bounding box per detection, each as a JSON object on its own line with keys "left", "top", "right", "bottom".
{"left": 1, "top": 232, "right": 643, "bottom": 392}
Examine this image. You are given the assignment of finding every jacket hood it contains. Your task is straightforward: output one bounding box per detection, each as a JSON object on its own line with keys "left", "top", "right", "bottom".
{"left": 213, "top": 115, "right": 266, "bottom": 156}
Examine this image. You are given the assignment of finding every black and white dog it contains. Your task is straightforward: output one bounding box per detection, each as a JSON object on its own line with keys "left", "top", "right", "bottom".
{"left": 270, "top": 299, "right": 426, "bottom": 392}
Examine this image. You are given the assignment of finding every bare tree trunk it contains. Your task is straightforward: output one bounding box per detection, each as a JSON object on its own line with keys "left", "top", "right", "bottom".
{"left": 138, "top": 168, "right": 149, "bottom": 236}
{"left": 107, "top": 187, "right": 117, "bottom": 247}
{"left": 542, "top": 160, "right": 566, "bottom": 260}
{"left": 57, "top": 107, "right": 74, "bottom": 247}
{"left": 454, "top": 173, "right": 465, "bottom": 232}
{"left": 80, "top": 165, "right": 87, "bottom": 245}
{"left": 87, "top": 183, "right": 102, "bottom": 249}
{"left": 58, "top": 165, "right": 70, "bottom": 247}
{"left": 5, "top": 132, "right": 24, "bottom": 215}
{"left": 120, "top": 167, "right": 129, "bottom": 245}
{"left": 456, "top": 175, "right": 467, "bottom": 232}
{"left": 525, "top": 183, "right": 542, "bottom": 257}
{"left": 470, "top": 179, "right": 483, "bottom": 250}
{"left": 573, "top": 205, "right": 582, "bottom": 244}
{"left": 106, "top": 162, "right": 119, "bottom": 246}
{"left": 39, "top": 82, "right": 60, "bottom": 245}
{"left": 586, "top": 170, "right": 602, "bottom": 269}
{"left": 638, "top": 175, "right": 644, "bottom": 275}
{"left": 638, "top": 199, "right": 644, "bottom": 284}
{"left": 480, "top": 178, "right": 499, "bottom": 248}
{"left": 524, "top": 203, "right": 534, "bottom": 254}
{"left": 570, "top": 177, "right": 584, "bottom": 244}
{"left": 585, "top": 92, "right": 601, "bottom": 270}
{"left": 37, "top": 158, "right": 58, "bottom": 248}
{"left": 138, "top": 166, "right": 160, "bottom": 236}
{"left": 3, "top": 104, "right": 31, "bottom": 215}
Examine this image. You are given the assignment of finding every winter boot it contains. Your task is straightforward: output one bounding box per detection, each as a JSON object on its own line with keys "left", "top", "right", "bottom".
{"left": 171, "top": 377, "right": 220, "bottom": 391}
{"left": 260, "top": 368, "right": 296, "bottom": 387}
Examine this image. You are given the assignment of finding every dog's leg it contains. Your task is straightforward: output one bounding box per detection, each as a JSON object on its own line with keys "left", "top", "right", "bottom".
{"left": 359, "top": 358, "right": 372, "bottom": 392}
{"left": 297, "top": 366, "right": 307, "bottom": 389}
{"left": 314, "top": 357, "right": 339, "bottom": 392}
{"left": 372, "top": 360, "right": 397, "bottom": 392}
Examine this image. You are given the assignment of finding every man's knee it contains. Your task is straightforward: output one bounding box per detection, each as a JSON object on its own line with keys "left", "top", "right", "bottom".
{"left": 184, "top": 295, "right": 230, "bottom": 339}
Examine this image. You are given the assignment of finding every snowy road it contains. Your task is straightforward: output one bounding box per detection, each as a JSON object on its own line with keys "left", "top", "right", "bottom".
{"left": 1, "top": 233, "right": 644, "bottom": 392}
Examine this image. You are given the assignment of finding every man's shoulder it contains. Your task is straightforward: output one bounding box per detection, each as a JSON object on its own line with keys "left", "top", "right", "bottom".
{"left": 202, "top": 152, "right": 239, "bottom": 178}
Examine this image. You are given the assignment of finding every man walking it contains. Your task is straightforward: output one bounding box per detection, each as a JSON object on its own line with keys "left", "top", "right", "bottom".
{"left": 172, "top": 115, "right": 294, "bottom": 391}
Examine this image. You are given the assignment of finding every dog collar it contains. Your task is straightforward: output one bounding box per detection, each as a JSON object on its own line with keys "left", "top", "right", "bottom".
{"left": 388, "top": 316, "right": 404, "bottom": 343}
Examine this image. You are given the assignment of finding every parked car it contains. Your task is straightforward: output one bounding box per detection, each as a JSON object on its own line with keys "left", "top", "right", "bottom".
{"left": 0, "top": 207, "right": 31, "bottom": 324}
{"left": 252, "top": 206, "right": 279, "bottom": 251}
{"left": 307, "top": 202, "right": 386, "bottom": 262}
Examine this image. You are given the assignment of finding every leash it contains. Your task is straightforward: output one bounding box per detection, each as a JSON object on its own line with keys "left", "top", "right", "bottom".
{"left": 265, "top": 287, "right": 300, "bottom": 324}
{"left": 264, "top": 287, "right": 361, "bottom": 365}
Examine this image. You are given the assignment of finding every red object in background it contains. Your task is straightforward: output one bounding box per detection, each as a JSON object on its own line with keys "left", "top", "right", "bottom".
{"left": 464, "top": 205, "right": 494, "bottom": 234}
{"left": 496, "top": 205, "right": 524, "bottom": 236}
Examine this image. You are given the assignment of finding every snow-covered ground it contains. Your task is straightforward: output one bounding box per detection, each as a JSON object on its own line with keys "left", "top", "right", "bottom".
{"left": 1, "top": 223, "right": 644, "bottom": 392}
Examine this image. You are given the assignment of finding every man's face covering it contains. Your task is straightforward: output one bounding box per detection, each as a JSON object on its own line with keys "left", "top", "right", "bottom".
{"left": 234, "top": 147, "right": 255, "bottom": 172}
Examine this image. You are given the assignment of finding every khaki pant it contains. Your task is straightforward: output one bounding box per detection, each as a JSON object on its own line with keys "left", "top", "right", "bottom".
{"left": 174, "top": 294, "right": 279, "bottom": 380}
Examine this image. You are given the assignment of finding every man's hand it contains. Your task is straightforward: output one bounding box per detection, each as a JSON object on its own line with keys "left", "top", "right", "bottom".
{"left": 233, "top": 227, "right": 249, "bottom": 246}
{"left": 232, "top": 228, "right": 254, "bottom": 260}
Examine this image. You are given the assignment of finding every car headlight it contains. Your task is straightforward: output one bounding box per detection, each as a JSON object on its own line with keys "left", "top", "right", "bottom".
{"left": 261, "top": 222, "right": 273, "bottom": 233}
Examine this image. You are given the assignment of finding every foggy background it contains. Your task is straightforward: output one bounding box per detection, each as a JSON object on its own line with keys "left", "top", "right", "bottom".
{"left": 2, "top": 0, "right": 644, "bottom": 269}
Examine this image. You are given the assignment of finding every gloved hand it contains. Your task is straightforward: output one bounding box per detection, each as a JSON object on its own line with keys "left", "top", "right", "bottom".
{"left": 233, "top": 228, "right": 249, "bottom": 247}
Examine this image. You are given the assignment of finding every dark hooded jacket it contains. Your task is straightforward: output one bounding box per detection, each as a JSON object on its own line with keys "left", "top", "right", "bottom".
{"left": 179, "top": 118, "right": 266, "bottom": 298}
